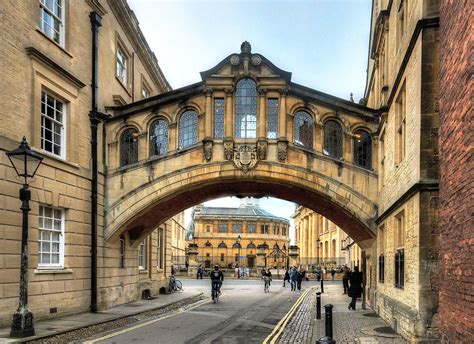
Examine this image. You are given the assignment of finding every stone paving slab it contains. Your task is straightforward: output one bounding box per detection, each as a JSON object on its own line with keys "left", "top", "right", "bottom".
{"left": 0, "top": 290, "right": 201, "bottom": 343}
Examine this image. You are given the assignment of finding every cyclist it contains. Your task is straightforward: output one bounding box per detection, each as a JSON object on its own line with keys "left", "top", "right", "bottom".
{"left": 210, "top": 265, "right": 224, "bottom": 300}
{"left": 262, "top": 268, "right": 272, "bottom": 292}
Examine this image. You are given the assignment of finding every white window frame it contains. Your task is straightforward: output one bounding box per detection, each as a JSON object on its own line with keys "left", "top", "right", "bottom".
{"left": 157, "top": 228, "right": 164, "bottom": 270}
{"left": 138, "top": 239, "right": 147, "bottom": 270}
{"left": 38, "top": 205, "right": 65, "bottom": 268}
{"left": 39, "top": 0, "right": 66, "bottom": 47}
{"left": 41, "top": 91, "right": 66, "bottom": 158}
{"left": 116, "top": 47, "right": 128, "bottom": 86}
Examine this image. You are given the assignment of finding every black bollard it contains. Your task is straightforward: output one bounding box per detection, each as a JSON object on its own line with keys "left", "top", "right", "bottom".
{"left": 321, "top": 274, "right": 324, "bottom": 293}
{"left": 324, "top": 304, "right": 334, "bottom": 339}
{"left": 316, "top": 292, "right": 322, "bottom": 319}
{"left": 316, "top": 336, "right": 336, "bottom": 344}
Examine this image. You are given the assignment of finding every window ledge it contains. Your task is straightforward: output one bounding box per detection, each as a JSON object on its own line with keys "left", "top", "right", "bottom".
{"left": 139, "top": 269, "right": 148, "bottom": 274}
{"left": 35, "top": 268, "right": 73, "bottom": 274}
{"left": 115, "top": 76, "right": 132, "bottom": 97}
{"left": 35, "top": 28, "right": 74, "bottom": 58}
{"left": 39, "top": 149, "right": 81, "bottom": 170}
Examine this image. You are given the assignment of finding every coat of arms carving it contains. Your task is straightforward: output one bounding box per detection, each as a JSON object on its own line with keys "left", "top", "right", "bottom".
{"left": 233, "top": 145, "right": 258, "bottom": 173}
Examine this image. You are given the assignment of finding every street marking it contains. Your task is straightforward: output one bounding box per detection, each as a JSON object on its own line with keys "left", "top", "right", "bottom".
{"left": 82, "top": 296, "right": 216, "bottom": 344}
{"left": 262, "top": 287, "right": 315, "bottom": 344}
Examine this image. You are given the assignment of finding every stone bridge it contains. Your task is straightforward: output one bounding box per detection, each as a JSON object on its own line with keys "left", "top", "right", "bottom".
{"left": 104, "top": 42, "right": 379, "bottom": 248}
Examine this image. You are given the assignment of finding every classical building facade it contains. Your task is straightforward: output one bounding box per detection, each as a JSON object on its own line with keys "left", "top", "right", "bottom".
{"left": 292, "top": 206, "right": 362, "bottom": 269}
{"left": 170, "top": 212, "right": 187, "bottom": 265}
{"left": 190, "top": 200, "right": 290, "bottom": 269}
{"left": 0, "top": 0, "right": 173, "bottom": 326}
{"left": 365, "top": 0, "right": 439, "bottom": 341}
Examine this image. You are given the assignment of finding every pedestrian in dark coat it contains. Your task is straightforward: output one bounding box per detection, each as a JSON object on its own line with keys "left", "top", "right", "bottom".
{"left": 296, "top": 269, "right": 304, "bottom": 291}
{"left": 348, "top": 266, "right": 363, "bottom": 310}
{"left": 341, "top": 264, "right": 350, "bottom": 294}
{"left": 289, "top": 267, "right": 298, "bottom": 291}
{"left": 283, "top": 269, "right": 290, "bottom": 287}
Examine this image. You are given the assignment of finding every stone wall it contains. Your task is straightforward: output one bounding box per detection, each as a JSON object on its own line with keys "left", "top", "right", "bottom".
{"left": 439, "top": 0, "right": 474, "bottom": 341}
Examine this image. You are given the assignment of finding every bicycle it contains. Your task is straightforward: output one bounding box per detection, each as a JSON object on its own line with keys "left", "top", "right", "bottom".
{"left": 212, "top": 281, "right": 221, "bottom": 303}
{"left": 263, "top": 276, "right": 271, "bottom": 293}
{"left": 169, "top": 275, "right": 183, "bottom": 292}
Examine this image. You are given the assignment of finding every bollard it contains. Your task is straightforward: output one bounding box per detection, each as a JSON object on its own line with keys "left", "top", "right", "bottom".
{"left": 324, "top": 304, "right": 334, "bottom": 339}
{"left": 316, "top": 292, "right": 322, "bottom": 319}
{"left": 315, "top": 336, "right": 336, "bottom": 344}
{"left": 320, "top": 274, "right": 324, "bottom": 293}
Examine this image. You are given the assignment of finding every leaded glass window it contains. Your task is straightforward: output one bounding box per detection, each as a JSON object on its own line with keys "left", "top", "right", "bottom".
{"left": 179, "top": 110, "right": 198, "bottom": 149}
{"left": 214, "top": 98, "right": 225, "bottom": 139}
{"left": 149, "top": 119, "right": 168, "bottom": 156}
{"left": 353, "top": 130, "right": 372, "bottom": 168}
{"left": 120, "top": 128, "right": 138, "bottom": 166}
{"left": 235, "top": 78, "right": 257, "bottom": 139}
{"left": 294, "top": 111, "right": 313, "bottom": 149}
{"left": 323, "top": 120, "right": 343, "bottom": 159}
{"left": 267, "top": 98, "right": 278, "bottom": 139}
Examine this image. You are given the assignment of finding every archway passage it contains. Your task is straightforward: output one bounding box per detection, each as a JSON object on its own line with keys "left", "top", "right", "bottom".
{"left": 106, "top": 165, "right": 377, "bottom": 249}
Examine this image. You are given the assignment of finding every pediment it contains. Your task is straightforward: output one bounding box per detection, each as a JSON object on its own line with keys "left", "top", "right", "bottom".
{"left": 200, "top": 41, "right": 292, "bottom": 82}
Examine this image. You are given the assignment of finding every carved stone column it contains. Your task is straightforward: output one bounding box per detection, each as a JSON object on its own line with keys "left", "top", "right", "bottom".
{"left": 278, "top": 88, "right": 288, "bottom": 139}
{"left": 257, "top": 87, "right": 267, "bottom": 139}
{"left": 224, "top": 88, "right": 233, "bottom": 138}
{"left": 204, "top": 87, "right": 213, "bottom": 138}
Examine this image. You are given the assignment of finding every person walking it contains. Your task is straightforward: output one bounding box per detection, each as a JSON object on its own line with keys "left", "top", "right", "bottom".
{"left": 342, "top": 264, "right": 350, "bottom": 294}
{"left": 283, "top": 269, "right": 290, "bottom": 287}
{"left": 197, "top": 264, "right": 204, "bottom": 279}
{"left": 296, "top": 268, "right": 304, "bottom": 291}
{"left": 331, "top": 267, "right": 335, "bottom": 282}
{"left": 289, "top": 267, "right": 298, "bottom": 291}
{"left": 348, "top": 266, "right": 363, "bottom": 310}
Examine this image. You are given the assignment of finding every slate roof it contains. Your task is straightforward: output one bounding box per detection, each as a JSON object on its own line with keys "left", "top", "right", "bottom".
{"left": 196, "top": 205, "right": 289, "bottom": 223}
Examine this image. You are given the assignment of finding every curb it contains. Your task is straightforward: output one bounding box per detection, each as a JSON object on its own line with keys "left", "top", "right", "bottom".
{"left": 3, "top": 292, "right": 203, "bottom": 343}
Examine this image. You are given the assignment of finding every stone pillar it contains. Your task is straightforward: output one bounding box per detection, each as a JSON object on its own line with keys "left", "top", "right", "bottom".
{"left": 310, "top": 214, "right": 315, "bottom": 259}
{"left": 303, "top": 215, "right": 309, "bottom": 260}
{"left": 204, "top": 88, "right": 213, "bottom": 138}
{"left": 258, "top": 87, "right": 267, "bottom": 139}
{"left": 224, "top": 88, "right": 233, "bottom": 138}
{"left": 278, "top": 88, "right": 288, "bottom": 139}
{"left": 169, "top": 123, "right": 177, "bottom": 151}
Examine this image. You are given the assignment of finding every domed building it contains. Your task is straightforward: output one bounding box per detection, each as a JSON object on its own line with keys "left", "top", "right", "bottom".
{"left": 189, "top": 199, "right": 290, "bottom": 269}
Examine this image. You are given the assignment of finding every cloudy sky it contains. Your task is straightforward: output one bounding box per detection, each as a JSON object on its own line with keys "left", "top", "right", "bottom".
{"left": 127, "top": 0, "right": 373, "bottom": 241}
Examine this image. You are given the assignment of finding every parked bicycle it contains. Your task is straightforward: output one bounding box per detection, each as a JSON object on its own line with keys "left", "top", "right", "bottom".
{"left": 169, "top": 275, "right": 183, "bottom": 292}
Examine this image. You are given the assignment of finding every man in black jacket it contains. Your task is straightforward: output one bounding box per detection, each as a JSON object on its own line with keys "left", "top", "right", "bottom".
{"left": 348, "top": 266, "right": 363, "bottom": 310}
{"left": 210, "top": 265, "right": 224, "bottom": 300}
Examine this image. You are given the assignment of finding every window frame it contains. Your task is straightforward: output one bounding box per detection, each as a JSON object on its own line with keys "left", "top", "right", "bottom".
{"left": 218, "top": 224, "right": 228, "bottom": 233}
{"left": 232, "top": 223, "right": 242, "bottom": 234}
{"left": 266, "top": 98, "right": 279, "bottom": 139}
{"left": 293, "top": 111, "right": 314, "bottom": 149}
{"left": 353, "top": 129, "right": 372, "bottom": 169}
{"left": 178, "top": 110, "right": 199, "bottom": 150}
{"left": 213, "top": 98, "right": 225, "bottom": 139}
{"left": 395, "top": 82, "right": 406, "bottom": 165}
{"left": 120, "top": 128, "right": 139, "bottom": 167}
{"left": 119, "top": 236, "right": 125, "bottom": 269}
{"left": 247, "top": 223, "right": 256, "bottom": 234}
{"left": 157, "top": 228, "right": 164, "bottom": 270}
{"left": 39, "top": 0, "right": 66, "bottom": 47}
{"left": 234, "top": 78, "right": 258, "bottom": 139}
{"left": 41, "top": 91, "right": 66, "bottom": 159}
{"left": 138, "top": 238, "right": 147, "bottom": 270}
{"left": 38, "top": 205, "right": 65, "bottom": 269}
{"left": 115, "top": 40, "right": 130, "bottom": 89}
{"left": 149, "top": 119, "right": 169, "bottom": 157}
{"left": 323, "top": 119, "right": 343, "bottom": 159}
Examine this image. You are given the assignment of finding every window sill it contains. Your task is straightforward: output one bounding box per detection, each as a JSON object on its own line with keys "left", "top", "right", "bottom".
{"left": 115, "top": 76, "right": 132, "bottom": 97}
{"left": 139, "top": 269, "right": 148, "bottom": 274}
{"left": 39, "top": 149, "right": 81, "bottom": 170}
{"left": 35, "top": 268, "right": 73, "bottom": 274}
{"left": 36, "top": 29, "right": 74, "bottom": 58}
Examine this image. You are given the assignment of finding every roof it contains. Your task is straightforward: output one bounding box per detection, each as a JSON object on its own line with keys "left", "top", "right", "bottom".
{"left": 195, "top": 205, "right": 289, "bottom": 224}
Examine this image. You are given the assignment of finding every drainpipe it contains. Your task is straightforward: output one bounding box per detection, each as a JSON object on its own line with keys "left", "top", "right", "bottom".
{"left": 89, "top": 11, "right": 102, "bottom": 313}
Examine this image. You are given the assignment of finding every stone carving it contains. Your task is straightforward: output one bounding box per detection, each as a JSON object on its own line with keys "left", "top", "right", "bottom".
{"left": 257, "top": 140, "right": 267, "bottom": 160}
{"left": 277, "top": 140, "right": 288, "bottom": 162}
{"left": 224, "top": 140, "right": 234, "bottom": 161}
{"left": 230, "top": 54, "right": 240, "bottom": 65}
{"left": 233, "top": 145, "right": 258, "bottom": 174}
{"left": 251, "top": 54, "right": 262, "bottom": 65}
{"left": 203, "top": 139, "right": 213, "bottom": 162}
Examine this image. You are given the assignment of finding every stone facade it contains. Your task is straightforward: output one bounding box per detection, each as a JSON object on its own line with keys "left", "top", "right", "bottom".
{"left": 190, "top": 200, "right": 290, "bottom": 269}
{"left": 292, "top": 206, "right": 362, "bottom": 269}
{"left": 439, "top": 0, "right": 473, "bottom": 341}
{"left": 0, "top": 0, "right": 172, "bottom": 326}
{"left": 365, "top": 0, "right": 440, "bottom": 341}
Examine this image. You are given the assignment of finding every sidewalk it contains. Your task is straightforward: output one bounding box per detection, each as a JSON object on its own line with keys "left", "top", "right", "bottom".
{"left": 309, "top": 283, "right": 407, "bottom": 343}
{"left": 0, "top": 290, "right": 202, "bottom": 343}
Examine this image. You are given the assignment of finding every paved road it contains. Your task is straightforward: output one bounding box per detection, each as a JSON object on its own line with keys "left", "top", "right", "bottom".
{"left": 85, "top": 279, "right": 316, "bottom": 344}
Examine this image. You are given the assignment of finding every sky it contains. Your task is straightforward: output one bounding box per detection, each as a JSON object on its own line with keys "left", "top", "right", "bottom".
{"left": 127, "top": 0, "right": 373, "bottom": 242}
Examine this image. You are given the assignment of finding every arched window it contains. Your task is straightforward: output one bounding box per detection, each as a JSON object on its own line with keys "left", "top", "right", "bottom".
{"left": 149, "top": 119, "right": 168, "bottom": 156}
{"left": 235, "top": 78, "right": 257, "bottom": 139}
{"left": 179, "top": 110, "right": 198, "bottom": 149}
{"left": 120, "top": 128, "right": 138, "bottom": 166}
{"left": 232, "top": 242, "right": 242, "bottom": 249}
{"left": 294, "top": 111, "right": 313, "bottom": 149}
{"left": 247, "top": 242, "right": 256, "bottom": 249}
{"left": 218, "top": 241, "right": 227, "bottom": 249}
{"left": 323, "top": 120, "right": 343, "bottom": 159}
{"left": 353, "top": 129, "right": 372, "bottom": 169}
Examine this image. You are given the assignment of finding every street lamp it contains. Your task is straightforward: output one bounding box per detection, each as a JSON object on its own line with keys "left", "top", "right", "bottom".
{"left": 6, "top": 137, "right": 43, "bottom": 338}
{"left": 316, "top": 238, "right": 321, "bottom": 266}
{"left": 236, "top": 234, "right": 242, "bottom": 268}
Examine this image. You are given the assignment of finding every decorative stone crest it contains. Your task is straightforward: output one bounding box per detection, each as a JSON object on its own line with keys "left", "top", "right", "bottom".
{"left": 223, "top": 139, "right": 234, "bottom": 161}
{"left": 233, "top": 145, "right": 258, "bottom": 174}
{"left": 277, "top": 140, "right": 288, "bottom": 162}
{"left": 257, "top": 140, "right": 267, "bottom": 160}
{"left": 203, "top": 139, "right": 213, "bottom": 162}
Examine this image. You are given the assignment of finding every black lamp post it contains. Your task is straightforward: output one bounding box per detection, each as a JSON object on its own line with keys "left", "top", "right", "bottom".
{"left": 6, "top": 137, "right": 43, "bottom": 338}
{"left": 316, "top": 238, "right": 321, "bottom": 266}
{"left": 236, "top": 234, "right": 242, "bottom": 267}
